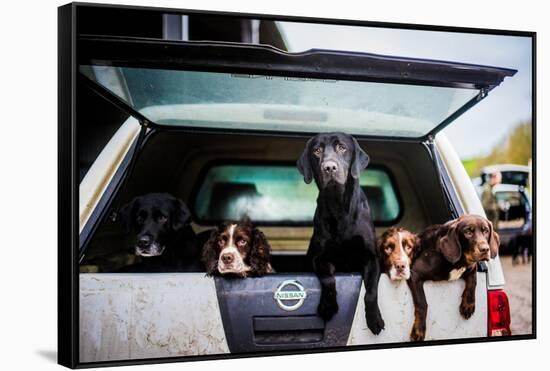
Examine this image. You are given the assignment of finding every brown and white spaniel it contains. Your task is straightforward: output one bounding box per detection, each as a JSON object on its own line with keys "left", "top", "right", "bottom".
{"left": 202, "top": 219, "right": 274, "bottom": 277}
{"left": 378, "top": 227, "right": 418, "bottom": 281}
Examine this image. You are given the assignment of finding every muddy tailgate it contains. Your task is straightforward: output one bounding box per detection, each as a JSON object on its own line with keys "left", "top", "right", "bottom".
{"left": 79, "top": 272, "right": 487, "bottom": 362}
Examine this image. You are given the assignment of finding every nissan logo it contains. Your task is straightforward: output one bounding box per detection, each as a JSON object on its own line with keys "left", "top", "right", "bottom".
{"left": 273, "top": 280, "right": 307, "bottom": 311}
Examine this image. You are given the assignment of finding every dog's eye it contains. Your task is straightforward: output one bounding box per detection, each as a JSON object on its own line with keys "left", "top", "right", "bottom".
{"left": 384, "top": 246, "right": 393, "bottom": 255}
{"left": 217, "top": 238, "right": 225, "bottom": 247}
{"left": 336, "top": 143, "right": 347, "bottom": 153}
{"left": 157, "top": 215, "right": 167, "bottom": 224}
{"left": 136, "top": 216, "right": 144, "bottom": 224}
{"left": 313, "top": 147, "right": 323, "bottom": 157}
{"left": 237, "top": 239, "right": 247, "bottom": 247}
{"left": 482, "top": 227, "right": 489, "bottom": 234}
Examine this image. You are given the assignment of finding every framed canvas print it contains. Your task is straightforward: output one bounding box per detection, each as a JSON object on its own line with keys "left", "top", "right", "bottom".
{"left": 58, "top": 2, "right": 536, "bottom": 368}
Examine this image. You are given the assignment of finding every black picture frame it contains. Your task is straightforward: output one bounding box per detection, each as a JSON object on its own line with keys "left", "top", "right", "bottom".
{"left": 58, "top": 2, "right": 536, "bottom": 368}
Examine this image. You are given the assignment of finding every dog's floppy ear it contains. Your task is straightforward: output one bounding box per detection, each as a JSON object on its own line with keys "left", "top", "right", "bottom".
{"left": 437, "top": 220, "right": 462, "bottom": 264}
{"left": 410, "top": 233, "right": 423, "bottom": 261}
{"left": 201, "top": 227, "right": 220, "bottom": 276}
{"left": 402, "top": 230, "right": 419, "bottom": 257}
{"left": 350, "top": 137, "right": 370, "bottom": 179}
{"left": 117, "top": 197, "right": 139, "bottom": 233}
{"left": 377, "top": 229, "right": 393, "bottom": 257}
{"left": 249, "top": 226, "right": 273, "bottom": 276}
{"left": 171, "top": 198, "right": 192, "bottom": 231}
{"left": 297, "top": 137, "right": 314, "bottom": 184}
{"left": 487, "top": 219, "right": 500, "bottom": 259}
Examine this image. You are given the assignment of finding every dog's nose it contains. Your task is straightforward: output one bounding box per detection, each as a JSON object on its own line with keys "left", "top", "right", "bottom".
{"left": 395, "top": 260, "right": 407, "bottom": 271}
{"left": 137, "top": 235, "right": 152, "bottom": 248}
{"left": 479, "top": 244, "right": 490, "bottom": 254}
{"left": 221, "top": 253, "right": 234, "bottom": 265}
{"left": 322, "top": 160, "right": 338, "bottom": 174}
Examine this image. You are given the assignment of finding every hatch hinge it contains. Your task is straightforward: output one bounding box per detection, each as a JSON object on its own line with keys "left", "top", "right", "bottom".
{"left": 79, "top": 73, "right": 156, "bottom": 128}
{"left": 480, "top": 87, "right": 489, "bottom": 99}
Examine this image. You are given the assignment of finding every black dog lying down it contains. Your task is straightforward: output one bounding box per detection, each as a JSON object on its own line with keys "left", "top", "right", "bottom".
{"left": 116, "top": 193, "right": 205, "bottom": 272}
{"left": 298, "top": 132, "right": 384, "bottom": 334}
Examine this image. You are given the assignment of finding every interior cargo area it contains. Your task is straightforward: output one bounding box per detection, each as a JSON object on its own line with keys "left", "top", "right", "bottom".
{"left": 81, "top": 128, "right": 452, "bottom": 273}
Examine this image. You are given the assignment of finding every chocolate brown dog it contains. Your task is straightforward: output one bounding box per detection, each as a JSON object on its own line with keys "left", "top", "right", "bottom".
{"left": 408, "top": 214, "right": 499, "bottom": 341}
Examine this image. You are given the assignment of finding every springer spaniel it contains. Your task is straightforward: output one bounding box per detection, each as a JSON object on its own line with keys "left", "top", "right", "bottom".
{"left": 202, "top": 219, "right": 274, "bottom": 277}
{"left": 378, "top": 227, "right": 418, "bottom": 281}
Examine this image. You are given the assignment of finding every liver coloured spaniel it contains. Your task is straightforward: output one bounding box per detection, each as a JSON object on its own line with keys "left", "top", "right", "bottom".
{"left": 378, "top": 228, "right": 418, "bottom": 281}
{"left": 202, "top": 219, "right": 273, "bottom": 277}
{"left": 408, "top": 214, "right": 499, "bottom": 341}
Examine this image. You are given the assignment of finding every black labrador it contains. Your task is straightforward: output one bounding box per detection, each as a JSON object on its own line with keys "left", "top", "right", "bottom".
{"left": 116, "top": 193, "right": 204, "bottom": 272}
{"left": 298, "top": 132, "right": 384, "bottom": 334}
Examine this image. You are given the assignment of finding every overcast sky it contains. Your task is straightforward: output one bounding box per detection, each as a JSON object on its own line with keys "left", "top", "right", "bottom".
{"left": 277, "top": 21, "right": 532, "bottom": 159}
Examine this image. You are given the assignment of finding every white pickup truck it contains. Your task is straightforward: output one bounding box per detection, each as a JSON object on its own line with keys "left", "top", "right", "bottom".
{"left": 76, "top": 35, "right": 514, "bottom": 363}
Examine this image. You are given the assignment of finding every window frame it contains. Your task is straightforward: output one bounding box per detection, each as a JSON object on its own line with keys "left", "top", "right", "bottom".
{"left": 189, "top": 159, "right": 403, "bottom": 227}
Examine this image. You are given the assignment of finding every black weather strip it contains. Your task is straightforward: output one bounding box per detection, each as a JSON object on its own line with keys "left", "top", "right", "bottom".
{"left": 79, "top": 71, "right": 155, "bottom": 205}
{"left": 426, "top": 138, "right": 459, "bottom": 219}
{"left": 78, "top": 72, "right": 153, "bottom": 256}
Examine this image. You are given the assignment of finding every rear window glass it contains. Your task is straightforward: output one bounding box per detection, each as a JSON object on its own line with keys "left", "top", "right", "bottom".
{"left": 194, "top": 164, "right": 400, "bottom": 224}
{"left": 81, "top": 65, "right": 479, "bottom": 138}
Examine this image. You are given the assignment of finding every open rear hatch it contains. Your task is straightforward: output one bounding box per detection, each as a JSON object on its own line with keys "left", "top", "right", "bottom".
{"left": 79, "top": 35, "right": 516, "bottom": 353}
{"left": 79, "top": 35, "right": 516, "bottom": 141}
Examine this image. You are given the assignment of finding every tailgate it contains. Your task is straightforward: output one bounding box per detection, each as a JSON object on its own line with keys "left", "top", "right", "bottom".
{"left": 79, "top": 272, "right": 487, "bottom": 362}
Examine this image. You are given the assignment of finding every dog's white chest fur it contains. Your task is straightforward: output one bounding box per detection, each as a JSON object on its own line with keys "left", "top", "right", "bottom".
{"left": 448, "top": 267, "right": 467, "bottom": 281}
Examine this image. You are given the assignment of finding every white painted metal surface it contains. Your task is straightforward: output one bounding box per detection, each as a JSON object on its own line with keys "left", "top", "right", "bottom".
{"left": 347, "top": 273, "right": 487, "bottom": 345}
{"left": 79, "top": 274, "right": 229, "bottom": 362}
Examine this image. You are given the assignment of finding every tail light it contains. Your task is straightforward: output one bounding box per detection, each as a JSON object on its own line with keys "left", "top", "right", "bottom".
{"left": 488, "top": 289, "right": 511, "bottom": 336}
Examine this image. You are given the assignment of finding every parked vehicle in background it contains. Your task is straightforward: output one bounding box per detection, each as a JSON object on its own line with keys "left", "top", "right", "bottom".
{"left": 474, "top": 164, "right": 532, "bottom": 253}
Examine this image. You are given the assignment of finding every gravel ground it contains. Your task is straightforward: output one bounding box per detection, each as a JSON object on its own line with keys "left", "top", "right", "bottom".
{"left": 500, "top": 256, "right": 533, "bottom": 335}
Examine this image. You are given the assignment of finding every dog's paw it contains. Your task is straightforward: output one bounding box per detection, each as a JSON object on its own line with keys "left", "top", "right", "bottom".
{"left": 460, "top": 301, "right": 475, "bottom": 319}
{"left": 410, "top": 325, "right": 426, "bottom": 342}
{"left": 317, "top": 297, "right": 338, "bottom": 321}
{"left": 366, "top": 311, "right": 385, "bottom": 335}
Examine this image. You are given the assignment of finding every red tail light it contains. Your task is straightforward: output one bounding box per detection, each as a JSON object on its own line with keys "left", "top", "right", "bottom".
{"left": 488, "top": 289, "right": 511, "bottom": 336}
